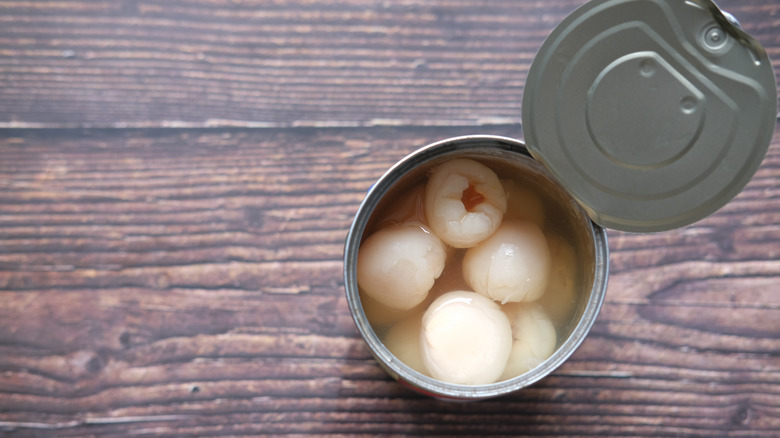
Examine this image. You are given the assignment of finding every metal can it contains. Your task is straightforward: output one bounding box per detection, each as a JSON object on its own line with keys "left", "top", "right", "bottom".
{"left": 343, "top": 0, "right": 775, "bottom": 400}
{"left": 344, "top": 135, "right": 609, "bottom": 400}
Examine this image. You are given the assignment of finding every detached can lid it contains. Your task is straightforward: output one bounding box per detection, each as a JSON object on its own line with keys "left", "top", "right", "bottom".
{"left": 522, "top": 0, "right": 777, "bottom": 233}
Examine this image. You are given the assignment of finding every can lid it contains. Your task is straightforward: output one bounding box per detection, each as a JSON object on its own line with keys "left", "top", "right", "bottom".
{"left": 522, "top": 0, "right": 777, "bottom": 232}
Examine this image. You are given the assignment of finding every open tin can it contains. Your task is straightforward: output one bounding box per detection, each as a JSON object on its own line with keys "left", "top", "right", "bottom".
{"left": 344, "top": 0, "right": 776, "bottom": 400}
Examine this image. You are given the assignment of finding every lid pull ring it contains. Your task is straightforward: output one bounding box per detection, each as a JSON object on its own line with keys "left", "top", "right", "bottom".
{"left": 690, "top": 0, "right": 767, "bottom": 63}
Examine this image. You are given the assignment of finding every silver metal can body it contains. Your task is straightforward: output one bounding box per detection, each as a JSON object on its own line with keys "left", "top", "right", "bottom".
{"left": 344, "top": 135, "right": 609, "bottom": 400}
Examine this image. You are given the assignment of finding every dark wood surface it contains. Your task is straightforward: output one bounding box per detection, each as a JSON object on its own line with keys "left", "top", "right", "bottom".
{"left": 1, "top": 1, "right": 779, "bottom": 436}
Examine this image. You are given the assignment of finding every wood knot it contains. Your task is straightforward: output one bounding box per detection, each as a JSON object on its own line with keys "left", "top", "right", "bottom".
{"left": 731, "top": 400, "right": 752, "bottom": 426}
{"left": 119, "top": 332, "right": 132, "bottom": 347}
{"left": 85, "top": 355, "right": 105, "bottom": 374}
{"left": 68, "top": 350, "right": 106, "bottom": 376}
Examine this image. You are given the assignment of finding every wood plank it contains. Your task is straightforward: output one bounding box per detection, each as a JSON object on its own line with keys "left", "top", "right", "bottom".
{"left": 1, "top": 125, "right": 779, "bottom": 435}
{"left": 1, "top": 0, "right": 778, "bottom": 128}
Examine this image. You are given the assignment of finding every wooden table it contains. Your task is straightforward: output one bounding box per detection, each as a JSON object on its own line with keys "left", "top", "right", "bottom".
{"left": 1, "top": 1, "right": 779, "bottom": 436}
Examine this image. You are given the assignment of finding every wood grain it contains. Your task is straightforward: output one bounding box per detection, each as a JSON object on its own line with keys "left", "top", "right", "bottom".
{"left": 2, "top": 0, "right": 780, "bottom": 436}
{"left": 1, "top": 125, "right": 779, "bottom": 436}
{"left": 0, "top": 0, "right": 778, "bottom": 128}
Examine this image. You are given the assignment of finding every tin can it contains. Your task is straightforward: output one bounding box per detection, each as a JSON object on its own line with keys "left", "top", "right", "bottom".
{"left": 344, "top": 135, "right": 609, "bottom": 400}
{"left": 343, "top": 0, "right": 775, "bottom": 400}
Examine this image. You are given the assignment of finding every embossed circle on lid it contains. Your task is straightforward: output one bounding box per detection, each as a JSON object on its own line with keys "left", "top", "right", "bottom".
{"left": 522, "top": 0, "right": 776, "bottom": 232}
